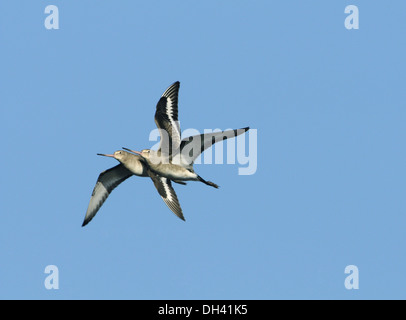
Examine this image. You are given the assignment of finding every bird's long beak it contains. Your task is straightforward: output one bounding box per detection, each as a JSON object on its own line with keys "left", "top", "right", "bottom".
{"left": 97, "top": 153, "right": 115, "bottom": 157}
{"left": 122, "top": 147, "right": 141, "bottom": 155}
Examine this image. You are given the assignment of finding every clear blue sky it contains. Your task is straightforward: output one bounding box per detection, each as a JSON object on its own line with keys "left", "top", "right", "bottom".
{"left": 1, "top": 0, "right": 406, "bottom": 299}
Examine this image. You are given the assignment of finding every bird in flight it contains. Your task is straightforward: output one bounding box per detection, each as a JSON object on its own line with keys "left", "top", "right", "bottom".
{"left": 124, "top": 81, "right": 249, "bottom": 188}
{"left": 82, "top": 150, "right": 184, "bottom": 227}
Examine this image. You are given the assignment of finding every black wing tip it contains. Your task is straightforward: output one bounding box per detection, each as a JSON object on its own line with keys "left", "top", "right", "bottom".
{"left": 242, "top": 126, "right": 250, "bottom": 131}
{"left": 166, "top": 81, "right": 180, "bottom": 93}
{"left": 82, "top": 214, "right": 95, "bottom": 227}
{"left": 165, "top": 81, "right": 180, "bottom": 91}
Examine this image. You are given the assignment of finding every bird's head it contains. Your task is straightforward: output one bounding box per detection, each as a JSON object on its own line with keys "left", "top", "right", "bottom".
{"left": 97, "top": 150, "right": 132, "bottom": 162}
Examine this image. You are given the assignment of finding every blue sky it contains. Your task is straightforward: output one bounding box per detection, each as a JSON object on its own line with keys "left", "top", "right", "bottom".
{"left": 1, "top": 1, "right": 406, "bottom": 299}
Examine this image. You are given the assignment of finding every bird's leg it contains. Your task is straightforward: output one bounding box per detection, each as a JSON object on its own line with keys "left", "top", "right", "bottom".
{"left": 197, "top": 175, "right": 219, "bottom": 189}
{"left": 173, "top": 180, "right": 187, "bottom": 185}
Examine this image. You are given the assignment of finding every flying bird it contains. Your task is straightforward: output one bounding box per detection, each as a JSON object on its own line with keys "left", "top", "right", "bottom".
{"left": 124, "top": 81, "right": 249, "bottom": 188}
{"left": 82, "top": 150, "right": 184, "bottom": 227}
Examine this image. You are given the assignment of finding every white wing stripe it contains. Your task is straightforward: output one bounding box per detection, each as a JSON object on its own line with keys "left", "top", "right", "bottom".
{"left": 161, "top": 177, "right": 173, "bottom": 202}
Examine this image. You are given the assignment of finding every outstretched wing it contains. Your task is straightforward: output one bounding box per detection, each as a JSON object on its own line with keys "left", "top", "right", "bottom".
{"left": 147, "top": 170, "right": 185, "bottom": 221}
{"left": 155, "top": 81, "right": 182, "bottom": 156}
{"left": 82, "top": 164, "right": 133, "bottom": 227}
{"left": 180, "top": 127, "right": 250, "bottom": 165}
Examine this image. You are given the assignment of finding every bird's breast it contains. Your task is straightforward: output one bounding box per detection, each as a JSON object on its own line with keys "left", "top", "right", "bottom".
{"left": 123, "top": 160, "right": 148, "bottom": 177}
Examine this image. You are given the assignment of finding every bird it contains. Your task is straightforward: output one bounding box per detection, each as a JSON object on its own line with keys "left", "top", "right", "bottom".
{"left": 82, "top": 150, "right": 184, "bottom": 227}
{"left": 124, "top": 81, "right": 250, "bottom": 188}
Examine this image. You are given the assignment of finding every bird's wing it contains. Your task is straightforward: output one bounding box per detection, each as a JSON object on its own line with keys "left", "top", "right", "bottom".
{"left": 180, "top": 127, "right": 250, "bottom": 165}
{"left": 82, "top": 164, "right": 133, "bottom": 227}
{"left": 155, "top": 81, "right": 182, "bottom": 156}
{"left": 147, "top": 170, "right": 185, "bottom": 221}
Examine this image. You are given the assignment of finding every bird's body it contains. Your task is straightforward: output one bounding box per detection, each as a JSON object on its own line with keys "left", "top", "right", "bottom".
{"left": 137, "top": 150, "right": 198, "bottom": 180}
{"left": 114, "top": 151, "right": 149, "bottom": 177}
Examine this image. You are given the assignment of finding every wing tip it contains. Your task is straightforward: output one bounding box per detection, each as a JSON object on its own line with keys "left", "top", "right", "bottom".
{"left": 82, "top": 213, "right": 94, "bottom": 227}
{"left": 161, "top": 81, "right": 180, "bottom": 98}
